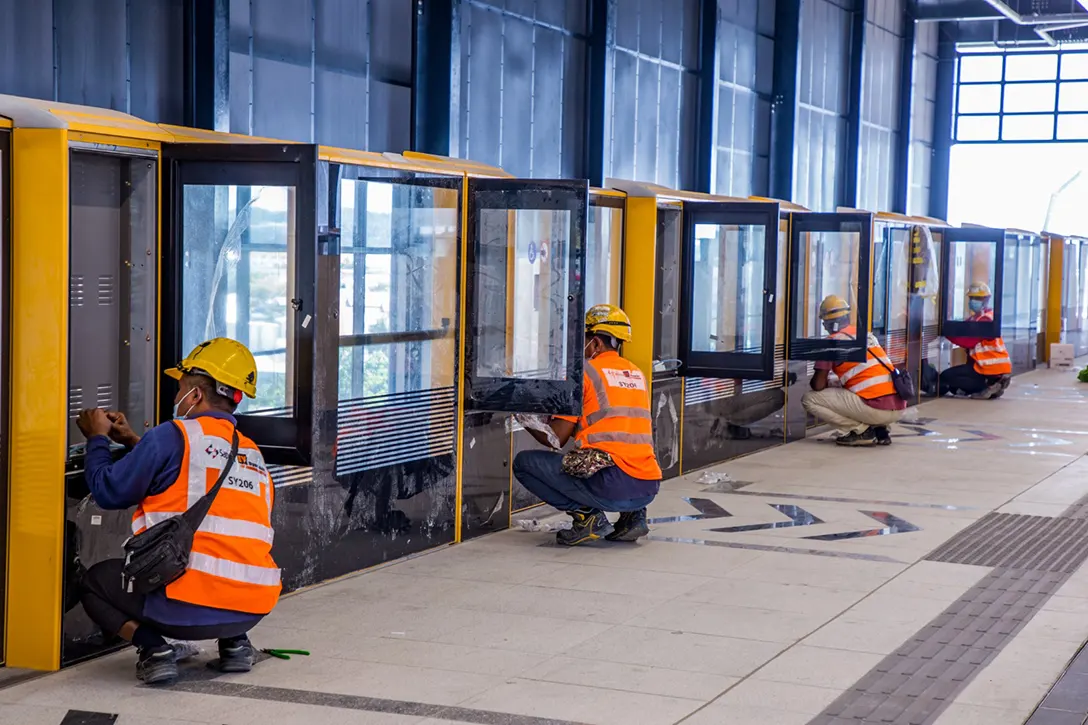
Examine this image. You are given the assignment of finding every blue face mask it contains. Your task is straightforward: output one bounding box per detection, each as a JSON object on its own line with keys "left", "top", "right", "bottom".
{"left": 172, "top": 387, "right": 196, "bottom": 420}
{"left": 968, "top": 299, "right": 985, "bottom": 313}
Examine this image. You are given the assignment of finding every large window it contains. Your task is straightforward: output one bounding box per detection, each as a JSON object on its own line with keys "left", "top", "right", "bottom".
{"left": 955, "top": 49, "right": 1088, "bottom": 143}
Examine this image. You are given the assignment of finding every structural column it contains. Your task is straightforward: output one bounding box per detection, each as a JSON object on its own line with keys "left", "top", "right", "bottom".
{"left": 183, "top": 0, "right": 230, "bottom": 132}
{"left": 843, "top": 0, "right": 867, "bottom": 209}
{"left": 929, "top": 29, "right": 955, "bottom": 221}
{"left": 769, "top": 0, "right": 801, "bottom": 202}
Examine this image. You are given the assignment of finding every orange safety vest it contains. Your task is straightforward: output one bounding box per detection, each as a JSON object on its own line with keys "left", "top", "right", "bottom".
{"left": 131, "top": 416, "right": 281, "bottom": 614}
{"left": 829, "top": 326, "right": 898, "bottom": 400}
{"left": 557, "top": 351, "right": 662, "bottom": 480}
{"left": 968, "top": 312, "right": 1012, "bottom": 376}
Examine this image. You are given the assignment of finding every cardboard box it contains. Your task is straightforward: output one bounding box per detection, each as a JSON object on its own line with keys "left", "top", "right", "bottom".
{"left": 1051, "top": 343, "right": 1075, "bottom": 369}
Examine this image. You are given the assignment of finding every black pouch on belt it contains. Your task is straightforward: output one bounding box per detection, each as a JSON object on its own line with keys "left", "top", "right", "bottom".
{"left": 121, "top": 429, "right": 239, "bottom": 594}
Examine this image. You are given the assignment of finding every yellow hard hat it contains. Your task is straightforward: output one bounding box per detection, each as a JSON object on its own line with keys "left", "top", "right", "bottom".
{"left": 967, "top": 281, "right": 993, "bottom": 298}
{"left": 819, "top": 295, "right": 851, "bottom": 321}
{"left": 165, "top": 337, "right": 258, "bottom": 399}
{"left": 585, "top": 303, "right": 632, "bottom": 343}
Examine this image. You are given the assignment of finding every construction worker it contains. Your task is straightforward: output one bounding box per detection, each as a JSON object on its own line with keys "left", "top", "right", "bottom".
{"left": 801, "top": 295, "right": 907, "bottom": 447}
{"left": 75, "top": 338, "right": 280, "bottom": 685}
{"left": 937, "top": 281, "right": 1012, "bottom": 399}
{"left": 513, "top": 304, "right": 661, "bottom": 545}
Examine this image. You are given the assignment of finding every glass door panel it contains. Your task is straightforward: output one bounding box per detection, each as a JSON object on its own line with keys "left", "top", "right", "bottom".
{"left": 465, "top": 179, "right": 588, "bottom": 414}
{"left": 678, "top": 201, "right": 780, "bottom": 379}
{"left": 940, "top": 226, "right": 1004, "bottom": 340}
{"left": 788, "top": 213, "right": 873, "bottom": 362}
{"left": 160, "top": 144, "right": 317, "bottom": 464}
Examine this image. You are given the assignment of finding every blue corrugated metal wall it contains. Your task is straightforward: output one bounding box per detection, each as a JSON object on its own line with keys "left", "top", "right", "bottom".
{"left": 0, "top": 0, "right": 185, "bottom": 123}
{"left": 0, "top": 0, "right": 937, "bottom": 214}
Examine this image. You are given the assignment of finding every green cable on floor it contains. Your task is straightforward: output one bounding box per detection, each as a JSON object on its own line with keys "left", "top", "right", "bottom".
{"left": 262, "top": 648, "right": 311, "bottom": 660}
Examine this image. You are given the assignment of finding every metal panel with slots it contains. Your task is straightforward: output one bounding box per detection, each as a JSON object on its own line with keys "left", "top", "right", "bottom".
{"left": 787, "top": 212, "right": 873, "bottom": 362}
{"left": 678, "top": 201, "right": 779, "bottom": 380}
{"left": 940, "top": 226, "right": 1005, "bottom": 340}
{"left": 67, "top": 151, "right": 157, "bottom": 465}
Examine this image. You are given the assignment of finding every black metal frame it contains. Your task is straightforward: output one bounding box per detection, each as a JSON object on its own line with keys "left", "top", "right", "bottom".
{"left": 463, "top": 178, "right": 588, "bottom": 415}
{"left": 159, "top": 143, "right": 318, "bottom": 465}
{"left": 871, "top": 223, "right": 894, "bottom": 337}
{"left": 939, "top": 226, "right": 1005, "bottom": 340}
{"left": 587, "top": 192, "right": 626, "bottom": 308}
{"left": 677, "top": 201, "right": 780, "bottom": 380}
{"left": 787, "top": 212, "right": 873, "bottom": 363}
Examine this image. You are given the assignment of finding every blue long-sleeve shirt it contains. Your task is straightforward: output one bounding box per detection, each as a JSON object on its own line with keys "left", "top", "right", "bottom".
{"left": 85, "top": 411, "right": 262, "bottom": 629}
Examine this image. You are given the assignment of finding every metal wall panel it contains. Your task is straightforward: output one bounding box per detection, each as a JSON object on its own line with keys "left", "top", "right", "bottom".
{"left": 229, "top": 0, "right": 412, "bottom": 150}
{"left": 857, "top": 0, "right": 904, "bottom": 214}
{"left": 910, "top": 22, "right": 939, "bottom": 217}
{"left": 794, "top": 0, "right": 852, "bottom": 211}
{"left": 609, "top": 0, "right": 701, "bottom": 189}
{"left": 714, "top": 0, "right": 774, "bottom": 197}
{"left": 0, "top": 0, "right": 185, "bottom": 123}
{"left": 459, "top": 0, "right": 588, "bottom": 177}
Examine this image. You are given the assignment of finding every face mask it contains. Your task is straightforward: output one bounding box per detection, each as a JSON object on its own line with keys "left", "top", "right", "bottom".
{"left": 968, "top": 299, "right": 985, "bottom": 313}
{"left": 584, "top": 342, "right": 595, "bottom": 360}
{"left": 172, "top": 387, "right": 197, "bottom": 420}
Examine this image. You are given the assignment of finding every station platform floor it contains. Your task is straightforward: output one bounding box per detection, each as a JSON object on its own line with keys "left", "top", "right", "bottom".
{"left": 7, "top": 364, "right": 1088, "bottom": 725}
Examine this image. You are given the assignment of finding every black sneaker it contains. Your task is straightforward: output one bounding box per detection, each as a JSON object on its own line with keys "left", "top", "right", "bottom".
{"left": 606, "top": 508, "right": 649, "bottom": 542}
{"left": 136, "top": 644, "right": 178, "bottom": 685}
{"left": 217, "top": 636, "right": 256, "bottom": 673}
{"left": 556, "top": 509, "right": 614, "bottom": 546}
{"left": 835, "top": 429, "right": 877, "bottom": 447}
{"left": 873, "top": 426, "right": 892, "bottom": 446}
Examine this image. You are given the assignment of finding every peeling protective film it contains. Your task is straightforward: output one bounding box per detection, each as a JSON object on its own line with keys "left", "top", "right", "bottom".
{"left": 946, "top": 240, "right": 998, "bottom": 323}
{"left": 181, "top": 184, "right": 296, "bottom": 416}
{"left": 585, "top": 203, "right": 623, "bottom": 309}
{"left": 655, "top": 207, "right": 682, "bottom": 374}
{"left": 690, "top": 223, "right": 767, "bottom": 356}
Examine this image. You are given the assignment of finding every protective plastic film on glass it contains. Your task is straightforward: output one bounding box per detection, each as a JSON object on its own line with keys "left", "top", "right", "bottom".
{"left": 940, "top": 227, "right": 1004, "bottom": 340}
{"left": 467, "top": 180, "right": 587, "bottom": 415}
{"left": 181, "top": 184, "right": 296, "bottom": 417}
{"left": 585, "top": 199, "right": 623, "bottom": 310}
{"left": 788, "top": 214, "right": 872, "bottom": 362}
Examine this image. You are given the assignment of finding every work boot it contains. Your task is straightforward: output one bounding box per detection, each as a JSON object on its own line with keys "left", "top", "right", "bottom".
{"left": 136, "top": 644, "right": 178, "bottom": 685}
{"left": 971, "top": 382, "right": 1003, "bottom": 400}
{"left": 556, "top": 508, "right": 614, "bottom": 546}
{"left": 835, "top": 428, "right": 876, "bottom": 447}
{"left": 873, "top": 426, "right": 892, "bottom": 446}
{"left": 606, "top": 508, "right": 650, "bottom": 542}
{"left": 216, "top": 635, "right": 256, "bottom": 674}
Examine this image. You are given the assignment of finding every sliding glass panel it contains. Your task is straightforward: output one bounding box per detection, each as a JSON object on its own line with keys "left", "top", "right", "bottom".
{"left": 940, "top": 226, "right": 1004, "bottom": 340}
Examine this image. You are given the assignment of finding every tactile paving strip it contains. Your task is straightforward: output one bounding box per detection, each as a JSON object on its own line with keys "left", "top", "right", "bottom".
{"left": 810, "top": 567, "right": 1067, "bottom": 725}
{"left": 924, "top": 513, "right": 1088, "bottom": 572}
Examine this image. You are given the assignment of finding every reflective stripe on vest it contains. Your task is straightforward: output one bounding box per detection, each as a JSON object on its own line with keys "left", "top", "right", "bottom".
{"left": 972, "top": 337, "right": 1011, "bottom": 375}
{"left": 130, "top": 416, "right": 281, "bottom": 614}
{"left": 574, "top": 352, "right": 662, "bottom": 480}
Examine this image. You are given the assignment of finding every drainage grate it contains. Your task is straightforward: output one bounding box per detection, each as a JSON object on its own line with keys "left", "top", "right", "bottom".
{"left": 924, "top": 513, "right": 1088, "bottom": 573}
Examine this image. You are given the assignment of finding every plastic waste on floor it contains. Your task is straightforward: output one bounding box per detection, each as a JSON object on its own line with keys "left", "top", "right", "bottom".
{"left": 695, "top": 471, "right": 734, "bottom": 485}
{"left": 513, "top": 518, "right": 571, "bottom": 532}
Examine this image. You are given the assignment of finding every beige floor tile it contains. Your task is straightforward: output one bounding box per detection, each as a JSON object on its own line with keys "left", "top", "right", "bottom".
{"left": 997, "top": 500, "right": 1070, "bottom": 516}
{"left": 954, "top": 663, "right": 1063, "bottom": 711}
{"left": 445, "top": 582, "right": 661, "bottom": 625}
{"left": 459, "top": 678, "right": 703, "bottom": 725}
{"left": 801, "top": 615, "right": 924, "bottom": 655}
{"left": 888, "top": 560, "right": 991, "bottom": 587}
{"left": 709, "top": 678, "right": 843, "bottom": 714}
{"left": 434, "top": 611, "right": 613, "bottom": 654}
{"left": 1017, "top": 608, "right": 1088, "bottom": 644}
{"left": 1041, "top": 594, "right": 1088, "bottom": 614}
{"left": 0, "top": 704, "right": 75, "bottom": 725}
{"left": 678, "top": 578, "right": 866, "bottom": 616}
{"left": 626, "top": 599, "right": 829, "bottom": 643}
{"left": 752, "top": 645, "right": 884, "bottom": 691}
{"left": 677, "top": 703, "right": 820, "bottom": 725}
{"left": 842, "top": 592, "right": 955, "bottom": 625}
{"left": 929, "top": 702, "right": 1035, "bottom": 725}
{"left": 572, "top": 625, "right": 786, "bottom": 677}
{"left": 720, "top": 553, "right": 906, "bottom": 592}
{"left": 526, "top": 562, "right": 713, "bottom": 599}
{"left": 522, "top": 656, "right": 738, "bottom": 701}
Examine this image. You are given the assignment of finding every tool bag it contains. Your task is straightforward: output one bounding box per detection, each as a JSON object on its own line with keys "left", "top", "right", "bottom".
{"left": 871, "top": 353, "right": 916, "bottom": 402}
{"left": 121, "top": 429, "right": 239, "bottom": 594}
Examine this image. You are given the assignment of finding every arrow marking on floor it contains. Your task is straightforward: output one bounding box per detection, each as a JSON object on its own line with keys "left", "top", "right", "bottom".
{"left": 648, "top": 497, "right": 732, "bottom": 524}
{"left": 803, "top": 510, "right": 921, "bottom": 541}
{"left": 706, "top": 503, "right": 824, "bottom": 533}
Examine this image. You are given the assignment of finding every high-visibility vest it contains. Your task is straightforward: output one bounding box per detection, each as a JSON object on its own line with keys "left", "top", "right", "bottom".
{"left": 830, "top": 326, "right": 898, "bottom": 400}
{"left": 132, "top": 416, "right": 281, "bottom": 614}
{"left": 560, "top": 352, "right": 662, "bottom": 480}
{"left": 968, "top": 312, "right": 1012, "bottom": 376}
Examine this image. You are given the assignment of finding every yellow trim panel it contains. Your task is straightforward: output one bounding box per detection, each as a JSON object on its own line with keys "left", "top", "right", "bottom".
{"left": 6, "top": 128, "right": 69, "bottom": 671}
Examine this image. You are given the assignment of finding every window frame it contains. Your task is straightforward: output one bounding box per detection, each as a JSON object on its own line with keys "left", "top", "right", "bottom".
{"left": 939, "top": 226, "right": 1005, "bottom": 340}
{"left": 463, "top": 178, "right": 589, "bottom": 415}
{"left": 677, "top": 200, "right": 780, "bottom": 380}
{"left": 159, "top": 143, "right": 318, "bottom": 466}
{"left": 786, "top": 212, "right": 874, "bottom": 363}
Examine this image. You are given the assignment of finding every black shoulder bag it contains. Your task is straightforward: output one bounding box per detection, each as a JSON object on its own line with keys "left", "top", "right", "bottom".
{"left": 121, "top": 429, "right": 240, "bottom": 594}
{"left": 871, "top": 353, "right": 916, "bottom": 402}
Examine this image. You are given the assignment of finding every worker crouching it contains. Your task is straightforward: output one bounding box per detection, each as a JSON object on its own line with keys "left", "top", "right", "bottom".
{"left": 801, "top": 296, "right": 907, "bottom": 447}
{"left": 75, "top": 338, "right": 280, "bottom": 685}
{"left": 513, "top": 304, "right": 662, "bottom": 546}
{"left": 935, "top": 282, "right": 1012, "bottom": 400}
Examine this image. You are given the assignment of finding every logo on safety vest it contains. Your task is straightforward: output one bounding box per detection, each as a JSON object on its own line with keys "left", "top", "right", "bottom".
{"left": 603, "top": 368, "right": 647, "bottom": 391}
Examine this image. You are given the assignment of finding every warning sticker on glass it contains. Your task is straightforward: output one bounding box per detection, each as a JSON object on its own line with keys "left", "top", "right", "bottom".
{"left": 603, "top": 368, "right": 647, "bottom": 391}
